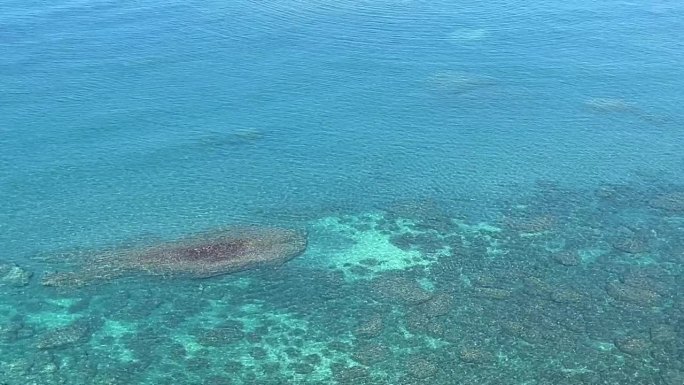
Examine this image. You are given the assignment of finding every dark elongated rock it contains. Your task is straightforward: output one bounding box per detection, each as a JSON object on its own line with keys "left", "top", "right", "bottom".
{"left": 43, "top": 227, "right": 307, "bottom": 287}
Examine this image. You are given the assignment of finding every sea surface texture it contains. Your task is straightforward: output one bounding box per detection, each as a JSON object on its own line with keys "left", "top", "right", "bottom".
{"left": 1, "top": 0, "right": 683, "bottom": 384}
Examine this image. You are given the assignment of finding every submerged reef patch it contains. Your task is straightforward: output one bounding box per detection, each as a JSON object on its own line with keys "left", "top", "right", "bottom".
{"left": 0, "top": 263, "right": 32, "bottom": 287}
{"left": 306, "top": 213, "right": 443, "bottom": 280}
{"left": 3, "top": 181, "right": 683, "bottom": 384}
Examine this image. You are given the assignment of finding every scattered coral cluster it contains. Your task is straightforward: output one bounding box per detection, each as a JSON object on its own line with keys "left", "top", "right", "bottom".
{"left": 0, "top": 181, "right": 682, "bottom": 384}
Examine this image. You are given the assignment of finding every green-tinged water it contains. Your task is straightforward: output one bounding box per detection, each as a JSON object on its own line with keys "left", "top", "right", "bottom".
{"left": 2, "top": 182, "right": 682, "bottom": 384}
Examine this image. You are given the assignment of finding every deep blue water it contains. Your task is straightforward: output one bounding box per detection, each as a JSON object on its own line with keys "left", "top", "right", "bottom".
{"left": 1, "top": 1, "right": 683, "bottom": 384}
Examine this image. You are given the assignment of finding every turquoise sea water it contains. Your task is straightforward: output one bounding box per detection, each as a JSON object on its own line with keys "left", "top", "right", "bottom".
{"left": 1, "top": 1, "right": 683, "bottom": 384}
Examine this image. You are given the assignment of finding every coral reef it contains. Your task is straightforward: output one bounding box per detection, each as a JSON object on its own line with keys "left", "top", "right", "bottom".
{"left": 354, "top": 314, "right": 384, "bottom": 339}
{"left": 415, "top": 292, "right": 453, "bottom": 317}
{"left": 503, "top": 213, "right": 556, "bottom": 234}
{"left": 405, "top": 354, "right": 438, "bottom": 379}
{"left": 332, "top": 364, "right": 372, "bottom": 385}
{"left": 370, "top": 274, "right": 432, "bottom": 305}
{"left": 0, "top": 263, "right": 32, "bottom": 287}
{"left": 615, "top": 336, "right": 651, "bottom": 356}
{"left": 649, "top": 191, "right": 684, "bottom": 212}
{"left": 352, "top": 343, "right": 390, "bottom": 365}
{"left": 37, "top": 319, "right": 94, "bottom": 350}
{"left": 194, "top": 321, "right": 244, "bottom": 347}
{"left": 458, "top": 346, "right": 494, "bottom": 364}
{"left": 4, "top": 181, "right": 683, "bottom": 384}
{"left": 551, "top": 251, "right": 582, "bottom": 266}
{"left": 472, "top": 286, "right": 512, "bottom": 300}
{"left": 606, "top": 280, "right": 664, "bottom": 307}
{"left": 612, "top": 235, "right": 650, "bottom": 254}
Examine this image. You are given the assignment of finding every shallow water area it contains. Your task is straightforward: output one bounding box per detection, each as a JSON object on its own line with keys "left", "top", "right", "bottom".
{"left": 1, "top": 0, "right": 683, "bottom": 384}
